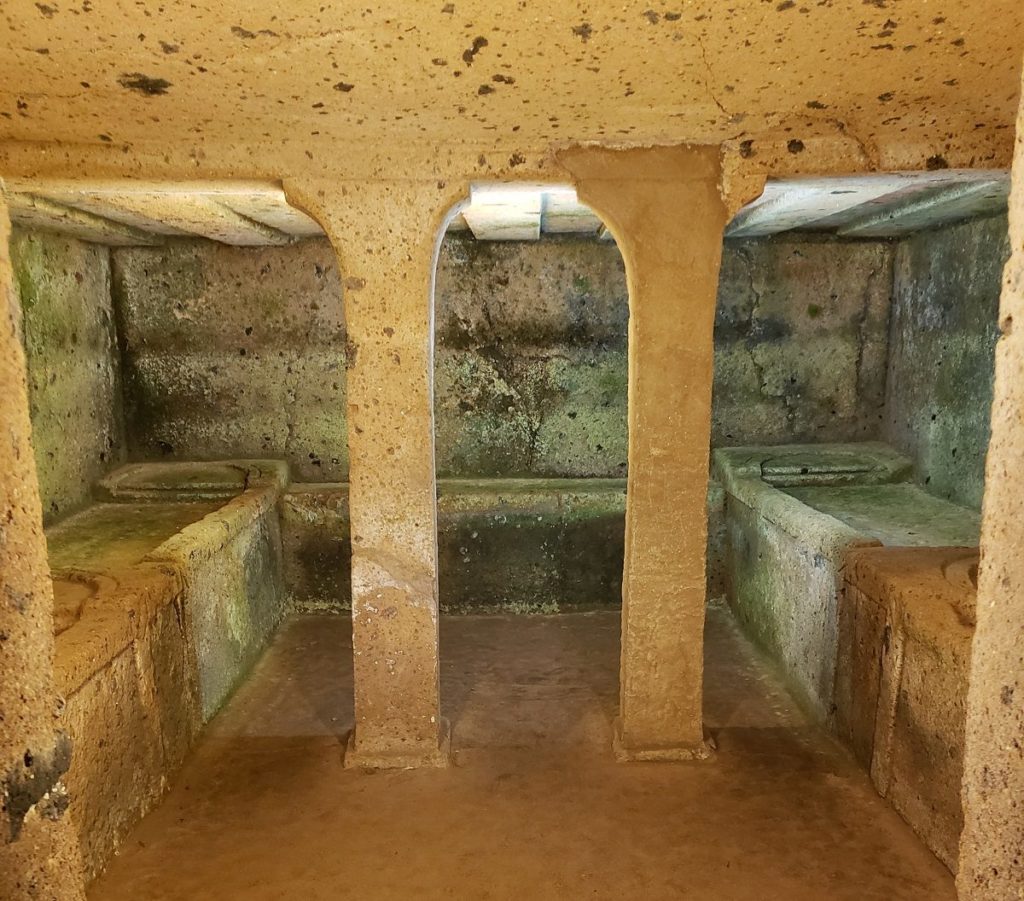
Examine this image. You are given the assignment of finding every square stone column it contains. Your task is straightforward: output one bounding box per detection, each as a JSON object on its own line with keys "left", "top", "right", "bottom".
{"left": 558, "top": 146, "right": 728, "bottom": 760}
{"left": 286, "top": 180, "right": 455, "bottom": 768}
{"left": 957, "top": 70, "right": 1024, "bottom": 899}
{"left": 0, "top": 190, "right": 86, "bottom": 895}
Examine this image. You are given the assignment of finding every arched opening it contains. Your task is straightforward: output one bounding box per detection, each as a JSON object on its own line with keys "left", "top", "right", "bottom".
{"left": 430, "top": 183, "right": 629, "bottom": 750}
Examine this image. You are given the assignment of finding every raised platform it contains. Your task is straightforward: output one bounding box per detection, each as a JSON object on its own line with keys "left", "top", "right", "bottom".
{"left": 838, "top": 545, "right": 978, "bottom": 871}
{"left": 282, "top": 477, "right": 627, "bottom": 614}
{"left": 48, "top": 460, "right": 288, "bottom": 879}
{"left": 714, "top": 441, "right": 980, "bottom": 872}
{"left": 714, "top": 442, "right": 979, "bottom": 718}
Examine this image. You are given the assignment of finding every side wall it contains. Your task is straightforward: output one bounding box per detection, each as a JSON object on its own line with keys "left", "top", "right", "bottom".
{"left": 883, "top": 214, "right": 1010, "bottom": 510}
{"left": 714, "top": 236, "right": 893, "bottom": 446}
{"left": 10, "top": 229, "right": 125, "bottom": 524}
{"left": 112, "top": 240, "right": 348, "bottom": 482}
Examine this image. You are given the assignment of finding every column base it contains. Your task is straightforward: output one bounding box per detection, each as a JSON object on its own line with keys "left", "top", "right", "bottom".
{"left": 612, "top": 718, "right": 716, "bottom": 763}
{"left": 343, "top": 718, "right": 451, "bottom": 770}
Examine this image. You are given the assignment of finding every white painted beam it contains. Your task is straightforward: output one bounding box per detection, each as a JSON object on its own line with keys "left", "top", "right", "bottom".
{"left": 4, "top": 178, "right": 293, "bottom": 198}
{"left": 217, "top": 191, "right": 324, "bottom": 238}
{"left": 35, "top": 190, "right": 293, "bottom": 246}
{"left": 446, "top": 212, "right": 470, "bottom": 232}
{"left": 6, "top": 179, "right": 310, "bottom": 245}
{"left": 726, "top": 170, "right": 1010, "bottom": 238}
{"left": 727, "top": 177, "right": 908, "bottom": 237}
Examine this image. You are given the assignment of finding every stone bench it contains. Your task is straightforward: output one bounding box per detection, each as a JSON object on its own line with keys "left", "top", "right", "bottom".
{"left": 837, "top": 546, "right": 977, "bottom": 872}
{"left": 714, "top": 442, "right": 980, "bottom": 872}
{"left": 281, "top": 477, "right": 628, "bottom": 614}
{"left": 47, "top": 461, "right": 288, "bottom": 879}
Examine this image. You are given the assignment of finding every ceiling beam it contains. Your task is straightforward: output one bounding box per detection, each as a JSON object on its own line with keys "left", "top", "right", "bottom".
{"left": 34, "top": 190, "right": 294, "bottom": 246}
{"left": 211, "top": 191, "right": 323, "bottom": 238}
{"left": 445, "top": 212, "right": 470, "bottom": 232}
{"left": 6, "top": 178, "right": 311, "bottom": 245}
{"left": 3, "top": 178, "right": 290, "bottom": 198}
{"left": 6, "top": 194, "right": 163, "bottom": 246}
{"left": 463, "top": 185, "right": 542, "bottom": 241}
{"left": 726, "top": 169, "right": 1010, "bottom": 238}
{"left": 836, "top": 176, "right": 1010, "bottom": 238}
{"left": 541, "top": 192, "right": 602, "bottom": 235}
{"left": 727, "top": 177, "right": 909, "bottom": 238}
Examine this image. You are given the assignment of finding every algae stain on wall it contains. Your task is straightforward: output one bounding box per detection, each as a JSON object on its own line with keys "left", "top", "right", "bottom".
{"left": 112, "top": 238, "right": 350, "bottom": 481}
{"left": 713, "top": 235, "right": 894, "bottom": 447}
{"left": 105, "top": 231, "right": 903, "bottom": 489}
{"left": 884, "top": 214, "right": 1010, "bottom": 510}
{"left": 435, "top": 231, "right": 898, "bottom": 479}
{"left": 434, "top": 233, "right": 630, "bottom": 479}
{"left": 10, "top": 229, "right": 126, "bottom": 524}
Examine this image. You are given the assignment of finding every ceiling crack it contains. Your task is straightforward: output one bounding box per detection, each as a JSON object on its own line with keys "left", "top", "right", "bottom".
{"left": 695, "top": 34, "right": 732, "bottom": 120}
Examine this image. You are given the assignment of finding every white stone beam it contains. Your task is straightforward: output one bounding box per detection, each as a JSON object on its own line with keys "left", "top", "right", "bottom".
{"left": 727, "top": 177, "right": 908, "bottom": 237}
{"left": 43, "top": 192, "right": 293, "bottom": 246}
{"left": 5, "top": 179, "right": 305, "bottom": 245}
{"left": 217, "top": 191, "right": 324, "bottom": 238}
{"left": 541, "top": 190, "right": 602, "bottom": 235}
{"left": 463, "top": 184, "right": 542, "bottom": 241}
{"left": 726, "top": 170, "right": 1010, "bottom": 238}
{"left": 6, "top": 194, "right": 162, "bottom": 246}
{"left": 837, "top": 176, "right": 1010, "bottom": 237}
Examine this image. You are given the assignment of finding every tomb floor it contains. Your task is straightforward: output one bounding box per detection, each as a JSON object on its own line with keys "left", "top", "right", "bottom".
{"left": 88, "top": 605, "right": 954, "bottom": 900}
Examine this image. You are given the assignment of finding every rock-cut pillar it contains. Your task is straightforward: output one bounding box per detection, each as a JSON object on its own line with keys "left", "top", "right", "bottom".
{"left": 286, "top": 180, "right": 454, "bottom": 768}
{"left": 957, "top": 68, "right": 1024, "bottom": 899}
{"left": 0, "top": 189, "right": 87, "bottom": 895}
{"left": 558, "top": 146, "right": 728, "bottom": 760}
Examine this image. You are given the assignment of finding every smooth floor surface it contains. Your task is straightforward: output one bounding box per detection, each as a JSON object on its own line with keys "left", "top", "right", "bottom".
{"left": 88, "top": 606, "right": 954, "bottom": 900}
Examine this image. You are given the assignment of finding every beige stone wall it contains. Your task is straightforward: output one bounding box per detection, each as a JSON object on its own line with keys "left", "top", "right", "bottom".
{"left": 958, "top": 70, "right": 1024, "bottom": 899}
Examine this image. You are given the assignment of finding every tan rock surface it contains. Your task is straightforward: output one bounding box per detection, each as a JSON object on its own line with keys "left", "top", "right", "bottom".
{"left": 0, "top": 189, "right": 86, "bottom": 899}
{"left": 958, "top": 66, "right": 1024, "bottom": 900}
